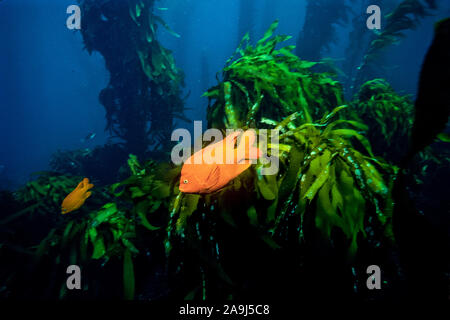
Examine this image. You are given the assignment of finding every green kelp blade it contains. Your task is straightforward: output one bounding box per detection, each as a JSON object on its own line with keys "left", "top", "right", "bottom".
{"left": 247, "top": 206, "right": 258, "bottom": 225}
{"left": 261, "top": 117, "right": 278, "bottom": 126}
{"left": 275, "top": 112, "right": 300, "bottom": 132}
{"left": 202, "top": 88, "right": 220, "bottom": 98}
{"left": 135, "top": 201, "right": 160, "bottom": 231}
{"left": 437, "top": 132, "right": 450, "bottom": 142}
{"left": 61, "top": 220, "right": 74, "bottom": 249}
{"left": 129, "top": 5, "right": 139, "bottom": 25}
{"left": 331, "top": 129, "right": 375, "bottom": 157}
{"left": 123, "top": 248, "right": 135, "bottom": 300}
{"left": 323, "top": 119, "right": 368, "bottom": 135}
{"left": 303, "top": 161, "right": 331, "bottom": 201}
{"left": 226, "top": 32, "right": 250, "bottom": 66}
{"left": 319, "top": 105, "right": 348, "bottom": 125}
{"left": 256, "top": 171, "right": 278, "bottom": 201}
{"left": 154, "top": 16, "right": 180, "bottom": 38}
{"left": 92, "top": 203, "right": 119, "bottom": 226}
{"left": 176, "top": 194, "right": 200, "bottom": 231}
{"left": 256, "top": 20, "right": 279, "bottom": 48}
{"left": 88, "top": 228, "right": 106, "bottom": 259}
{"left": 223, "top": 81, "right": 240, "bottom": 128}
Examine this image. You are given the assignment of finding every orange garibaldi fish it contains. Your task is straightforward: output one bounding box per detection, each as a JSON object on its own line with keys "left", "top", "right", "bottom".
{"left": 179, "top": 130, "right": 262, "bottom": 194}
{"left": 61, "top": 178, "right": 94, "bottom": 214}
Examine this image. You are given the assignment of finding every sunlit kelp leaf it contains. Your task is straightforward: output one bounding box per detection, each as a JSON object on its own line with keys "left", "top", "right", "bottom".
{"left": 330, "top": 129, "right": 374, "bottom": 157}
{"left": 91, "top": 203, "right": 118, "bottom": 226}
{"left": 303, "top": 153, "right": 336, "bottom": 201}
{"left": 130, "top": 186, "right": 146, "bottom": 199}
{"left": 89, "top": 227, "right": 106, "bottom": 259}
{"left": 256, "top": 20, "right": 279, "bottom": 48}
{"left": 261, "top": 104, "right": 394, "bottom": 255}
{"left": 255, "top": 170, "right": 278, "bottom": 201}
{"left": 176, "top": 194, "right": 201, "bottom": 232}
{"left": 223, "top": 81, "right": 241, "bottom": 128}
{"left": 207, "top": 20, "right": 343, "bottom": 130}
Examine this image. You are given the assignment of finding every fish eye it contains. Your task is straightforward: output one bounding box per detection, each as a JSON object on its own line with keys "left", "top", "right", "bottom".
{"left": 183, "top": 179, "right": 188, "bottom": 184}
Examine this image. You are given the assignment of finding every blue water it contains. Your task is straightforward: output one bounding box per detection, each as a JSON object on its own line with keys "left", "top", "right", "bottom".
{"left": 0, "top": 0, "right": 449, "bottom": 189}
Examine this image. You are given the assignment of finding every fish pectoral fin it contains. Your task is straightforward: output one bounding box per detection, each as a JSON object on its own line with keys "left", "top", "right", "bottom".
{"left": 205, "top": 165, "right": 220, "bottom": 186}
{"left": 83, "top": 191, "right": 92, "bottom": 200}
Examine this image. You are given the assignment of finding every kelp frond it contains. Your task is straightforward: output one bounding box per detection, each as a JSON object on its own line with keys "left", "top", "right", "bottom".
{"left": 204, "top": 20, "right": 344, "bottom": 129}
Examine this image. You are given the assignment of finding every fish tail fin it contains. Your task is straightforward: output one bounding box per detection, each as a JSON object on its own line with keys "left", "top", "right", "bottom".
{"left": 78, "top": 178, "right": 94, "bottom": 190}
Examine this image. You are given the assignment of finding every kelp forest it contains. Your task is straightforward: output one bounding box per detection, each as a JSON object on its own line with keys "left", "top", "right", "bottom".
{"left": 0, "top": 0, "right": 448, "bottom": 302}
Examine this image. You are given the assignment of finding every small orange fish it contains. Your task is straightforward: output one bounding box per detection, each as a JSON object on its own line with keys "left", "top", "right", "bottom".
{"left": 179, "top": 130, "right": 262, "bottom": 194}
{"left": 61, "top": 178, "right": 94, "bottom": 214}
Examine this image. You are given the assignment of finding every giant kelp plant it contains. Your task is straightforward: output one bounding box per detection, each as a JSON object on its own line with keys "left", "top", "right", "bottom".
{"left": 348, "top": 79, "right": 414, "bottom": 164}
{"left": 352, "top": 0, "right": 437, "bottom": 91}
{"left": 167, "top": 21, "right": 398, "bottom": 299}
{"left": 79, "top": 0, "right": 186, "bottom": 158}
{"left": 206, "top": 21, "right": 345, "bottom": 127}
{"left": 296, "top": 0, "right": 351, "bottom": 61}
{"left": 0, "top": 15, "right": 448, "bottom": 301}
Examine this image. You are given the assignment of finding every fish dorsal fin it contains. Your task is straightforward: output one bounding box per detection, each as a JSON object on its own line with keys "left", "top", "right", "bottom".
{"left": 236, "top": 130, "right": 262, "bottom": 163}
{"left": 76, "top": 180, "right": 85, "bottom": 190}
{"left": 225, "top": 130, "right": 242, "bottom": 148}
